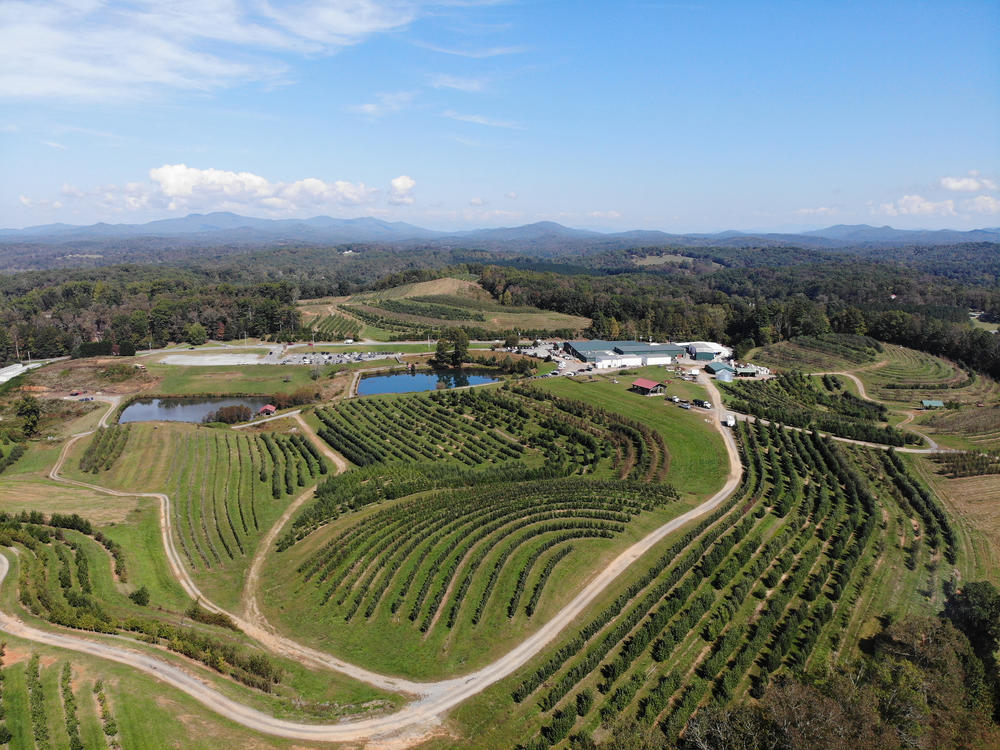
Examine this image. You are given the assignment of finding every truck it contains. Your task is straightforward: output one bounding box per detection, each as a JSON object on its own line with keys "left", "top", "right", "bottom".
{"left": 693, "top": 399, "right": 712, "bottom": 409}
{"left": 724, "top": 414, "right": 737, "bottom": 428}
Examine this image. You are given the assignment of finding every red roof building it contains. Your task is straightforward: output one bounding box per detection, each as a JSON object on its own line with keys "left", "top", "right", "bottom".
{"left": 630, "top": 378, "right": 664, "bottom": 395}
{"left": 259, "top": 404, "right": 277, "bottom": 415}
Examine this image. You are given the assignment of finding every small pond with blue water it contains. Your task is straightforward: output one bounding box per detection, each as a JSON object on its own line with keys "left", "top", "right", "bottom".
{"left": 118, "top": 397, "right": 271, "bottom": 423}
{"left": 357, "top": 370, "right": 499, "bottom": 396}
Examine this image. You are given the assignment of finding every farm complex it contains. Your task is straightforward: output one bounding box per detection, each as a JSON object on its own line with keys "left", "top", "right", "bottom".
{"left": 0, "top": 288, "right": 997, "bottom": 750}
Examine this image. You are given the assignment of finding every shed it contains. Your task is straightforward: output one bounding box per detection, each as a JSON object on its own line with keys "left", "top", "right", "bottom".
{"left": 735, "top": 366, "right": 757, "bottom": 378}
{"left": 259, "top": 404, "right": 277, "bottom": 416}
{"left": 630, "top": 378, "right": 664, "bottom": 395}
{"left": 716, "top": 369, "right": 735, "bottom": 383}
{"left": 921, "top": 399, "right": 944, "bottom": 409}
{"left": 705, "top": 362, "right": 735, "bottom": 375}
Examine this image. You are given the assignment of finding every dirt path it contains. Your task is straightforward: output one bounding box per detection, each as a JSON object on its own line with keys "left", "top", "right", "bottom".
{"left": 813, "top": 370, "right": 941, "bottom": 450}
{"left": 241, "top": 412, "right": 348, "bottom": 627}
{"left": 7, "top": 390, "right": 748, "bottom": 745}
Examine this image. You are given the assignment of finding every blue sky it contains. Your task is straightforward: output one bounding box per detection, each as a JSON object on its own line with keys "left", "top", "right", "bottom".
{"left": 2, "top": 0, "right": 998, "bottom": 231}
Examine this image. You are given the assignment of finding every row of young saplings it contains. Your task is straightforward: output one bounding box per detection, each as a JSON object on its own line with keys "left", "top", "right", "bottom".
{"left": 172, "top": 430, "right": 324, "bottom": 572}
{"left": 78, "top": 424, "right": 131, "bottom": 473}
{"left": 932, "top": 449, "right": 1000, "bottom": 478}
{"left": 7, "top": 514, "right": 282, "bottom": 694}
{"left": 282, "top": 458, "right": 574, "bottom": 546}
{"left": 314, "top": 394, "right": 525, "bottom": 467}
{"left": 295, "top": 480, "right": 674, "bottom": 635}
{"left": 720, "top": 371, "right": 918, "bottom": 446}
{"left": 510, "top": 384, "right": 670, "bottom": 483}
{"left": 518, "top": 420, "right": 885, "bottom": 748}
{"left": 295, "top": 386, "right": 672, "bottom": 545}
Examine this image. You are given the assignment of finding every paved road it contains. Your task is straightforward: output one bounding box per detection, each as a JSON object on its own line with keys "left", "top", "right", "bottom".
{"left": 4, "top": 390, "right": 747, "bottom": 745}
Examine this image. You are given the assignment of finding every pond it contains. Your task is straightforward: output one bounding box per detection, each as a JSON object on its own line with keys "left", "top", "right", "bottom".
{"left": 357, "top": 370, "right": 500, "bottom": 396}
{"left": 118, "top": 396, "right": 272, "bottom": 424}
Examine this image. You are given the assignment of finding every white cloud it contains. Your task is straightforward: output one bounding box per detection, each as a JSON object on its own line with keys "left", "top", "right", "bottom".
{"left": 416, "top": 42, "right": 524, "bottom": 58}
{"left": 0, "top": 1, "right": 425, "bottom": 100}
{"left": 388, "top": 174, "right": 416, "bottom": 205}
{"left": 940, "top": 171, "right": 998, "bottom": 192}
{"left": 967, "top": 194, "right": 1000, "bottom": 215}
{"left": 505, "top": 191, "right": 517, "bottom": 200}
{"left": 349, "top": 91, "right": 416, "bottom": 117}
{"left": 876, "top": 194, "right": 956, "bottom": 217}
{"left": 148, "top": 163, "right": 376, "bottom": 211}
{"left": 468, "top": 197, "right": 485, "bottom": 206}
{"left": 429, "top": 73, "right": 486, "bottom": 92}
{"left": 794, "top": 206, "right": 837, "bottom": 216}
{"left": 589, "top": 210, "right": 621, "bottom": 219}
{"left": 41, "top": 140, "right": 67, "bottom": 150}
{"left": 442, "top": 109, "right": 521, "bottom": 129}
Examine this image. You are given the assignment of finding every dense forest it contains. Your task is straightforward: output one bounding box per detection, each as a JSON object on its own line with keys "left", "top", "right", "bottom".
{"left": 1, "top": 240, "right": 998, "bottom": 374}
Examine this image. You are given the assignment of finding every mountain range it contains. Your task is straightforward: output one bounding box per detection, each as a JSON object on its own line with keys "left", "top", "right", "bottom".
{"left": 3, "top": 213, "right": 998, "bottom": 249}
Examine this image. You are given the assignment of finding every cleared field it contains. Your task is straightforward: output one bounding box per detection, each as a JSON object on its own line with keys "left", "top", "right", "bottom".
{"left": 748, "top": 333, "right": 884, "bottom": 372}
{"left": 147, "top": 363, "right": 319, "bottom": 395}
{"left": 62, "top": 422, "right": 326, "bottom": 610}
{"left": 909, "top": 457, "right": 1000, "bottom": 584}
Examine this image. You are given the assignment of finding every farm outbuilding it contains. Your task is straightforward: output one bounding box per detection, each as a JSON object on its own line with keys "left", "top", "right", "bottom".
{"left": 259, "top": 404, "right": 277, "bottom": 416}
{"left": 705, "top": 362, "right": 735, "bottom": 375}
{"left": 921, "top": 399, "right": 944, "bottom": 409}
{"left": 716, "top": 369, "right": 734, "bottom": 383}
{"left": 630, "top": 378, "right": 665, "bottom": 395}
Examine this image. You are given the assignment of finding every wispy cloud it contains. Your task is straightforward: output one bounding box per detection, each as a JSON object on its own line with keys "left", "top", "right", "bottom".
{"left": 0, "top": 1, "right": 426, "bottom": 100}
{"left": 429, "top": 73, "right": 487, "bottom": 92}
{"left": 41, "top": 140, "right": 67, "bottom": 150}
{"left": 349, "top": 91, "right": 416, "bottom": 117}
{"left": 794, "top": 206, "right": 837, "bottom": 216}
{"left": 416, "top": 41, "right": 524, "bottom": 58}
{"left": 443, "top": 109, "right": 521, "bottom": 129}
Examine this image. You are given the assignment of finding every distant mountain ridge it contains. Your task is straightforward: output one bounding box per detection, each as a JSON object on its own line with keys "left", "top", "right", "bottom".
{"left": 3, "top": 213, "right": 998, "bottom": 249}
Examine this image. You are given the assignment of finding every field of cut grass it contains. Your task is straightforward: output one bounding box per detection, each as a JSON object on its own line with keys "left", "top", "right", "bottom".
{"left": 147, "top": 363, "right": 317, "bottom": 395}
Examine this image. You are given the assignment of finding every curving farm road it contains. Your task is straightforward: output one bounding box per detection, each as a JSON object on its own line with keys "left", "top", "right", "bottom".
{"left": 4, "top": 391, "right": 745, "bottom": 745}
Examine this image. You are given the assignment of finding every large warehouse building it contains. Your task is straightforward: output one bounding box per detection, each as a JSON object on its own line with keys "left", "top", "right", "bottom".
{"left": 563, "top": 340, "right": 686, "bottom": 368}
